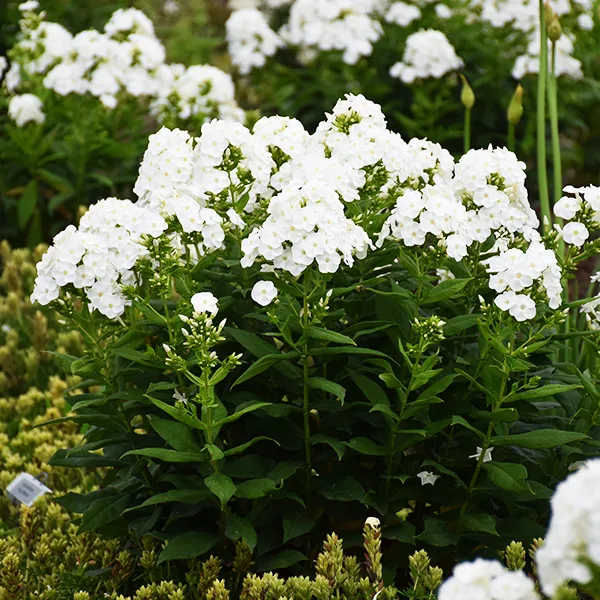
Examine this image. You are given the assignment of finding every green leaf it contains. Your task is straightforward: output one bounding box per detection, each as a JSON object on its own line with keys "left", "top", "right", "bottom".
{"left": 223, "top": 436, "right": 280, "bottom": 457}
{"left": 122, "top": 448, "right": 206, "bottom": 463}
{"left": 17, "top": 179, "right": 37, "bottom": 229}
{"left": 421, "top": 278, "right": 471, "bottom": 306}
{"left": 225, "top": 516, "right": 257, "bottom": 551}
{"left": 147, "top": 414, "right": 202, "bottom": 453}
{"left": 484, "top": 462, "right": 530, "bottom": 494}
{"left": 311, "top": 434, "right": 346, "bottom": 460}
{"left": 225, "top": 327, "right": 301, "bottom": 380}
{"left": 310, "top": 346, "right": 390, "bottom": 358}
{"left": 491, "top": 429, "right": 589, "bottom": 449}
{"left": 256, "top": 550, "right": 307, "bottom": 572}
{"left": 383, "top": 523, "right": 416, "bottom": 545}
{"left": 233, "top": 352, "right": 301, "bottom": 387}
{"left": 460, "top": 514, "right": 498, "bottom": 536}
{"left": 419, "top": 374, "right": 457, "bottom": 400}
{"left": 137, "top": 490, "right": 209, "bottom": 508}
{"left": 235, "top": 478, "right": 276, "bottom": 499}
{"left": 283, "top": 514, "right": 316, "bottom": 543}
{"left": 304, "top": 326, "right": 356, "bottom": 346}
{"left": 450, "top": 416, "right": 485, "bottom": 438}
{"left": 205, "top": 473, "right": 236, "bottom": 507}
{"left": 316, "top": 476, "right": 365, "bottom": 502}
{"left": 443, "top": 314, "right": 480, "bottom": 336}
{"left": 344, "top": 437, "right": 386, "bottom": 456}
{"left": 349, "top": 372, "right": 389, "bottom": 406}
{"left": 157, "top": 532, "right": 221, "bottom": 564}
{"left": 308, "top": 377, "right": 346, "bottom": 402}
{"left": 416, "top": 518, "right": 458, "bottom": 546}
{"left": 49, "top": 449, "right": 126, "bottom": 468}
{"left": 212, "top": 402, "right": 271, "bottom": 427}
{"left": 79, "top": 494, "right": 131, "bottom": 533}
{"left": 147, "top": 396, "right": 207, "bottom": 431}
{"left": 512, "top": 384, "right": 582, "bottom": 401}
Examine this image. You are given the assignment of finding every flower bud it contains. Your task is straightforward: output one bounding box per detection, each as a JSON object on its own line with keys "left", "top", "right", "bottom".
{"left": 507, "top": 84, "right": 524, "bottom": 125}
{"left": 544, "top": 2, "right": 555, "bottom": 24}
{"left": 459, "top": 74, "right": 475, "bottom": 109}
{"left": 548, "top": 15, "right": 562, "bottom": 42}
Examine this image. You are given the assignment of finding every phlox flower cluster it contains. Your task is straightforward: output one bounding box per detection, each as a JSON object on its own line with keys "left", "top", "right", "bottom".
{"left": 554, "top": 184, "right": 600, "bottom": 246}
{"left": 487, "top": 243, "right": 562, "bottom": 321}
{"left": 31, "top": 199, "right": 167, "bottom": 318}
{"left": 378, "top": 144, "right": 557, "bottom": 320}
{"left": 384, "top": 2, "right": 422, "bottom": 27}
{"left": 438, "top": 559, "right": 539, "bottom": 600}
{"left": 150, "top": 64, "right": 244, "bottom": 125}
{"left": 512, "top": 32, "right": 583, "bottom": 80}
{"left": 225, "top": 9, "right": 283, "bottom": 75}
{"left": 33, "top": 94, "right": 563, "bottom": 322}
{"left": 389, "top": 29, "right": 463, "bottom": 84}
{"left": 279, "top": 0, "right": 384, "bottom": 66}
{"left": 536, "top": 459, "right": 600, "bottom": 596}
{"left": 7, "top": 93, "right": 45, "bottom": 126}
{"left": 3, "top": 5, "right": 243, "bottom": 125}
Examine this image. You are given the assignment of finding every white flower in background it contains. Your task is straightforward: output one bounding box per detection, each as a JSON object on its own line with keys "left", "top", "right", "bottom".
{"left": 536, "top": 459, "right": 600, "bottom": 596}
{"left": 439, "top": 559, "right": 539, "bottom": 600}
{"left": 577, "top": 12, "right": 594, "bottom": 30}
{"left": 365, "top": 516, "right": 381, "bottom": 528}
{"left": 226, "top": 9, "right": 283, "bottom": 74}
{"left": 512, "top": 33, "right": 583, "bottom": 80}
{"left": 8, "top": 94, "right": 45, "bottom": 126}
{"left": 435, "top": 4, "right": 453, "bottom": 18}
{"left": 561, "top": 221, "right": 589, "bottom": 247}
{"left": 163, "top": 0, "right": 180, "bottom": 14}
{"left": 417, "top": 471, "right": 440, "bottom": 486}
{"left": 191, "top": 292, "right": 219, "bottom": 315}
{"left": 6, "top": 6, "right": 241, "bottom": 122}
{"left": 469, "top": 446, "right": 493, "bottom": 462}
{"left": 251, "top": 280, "right": 278, "bottom": 306}
{"left": 385, "top": 2, "right": 422, "bottom": 26}
{"left": 390, "top": 29, "right": 463, "bottom": 83}
{"left": 0, "top": 56, "right": 7, "bottom": 79}
{"left": 18, "top": 0, "right": 39, "bottom": 11}
{"left": 279, "top": 0, "right": 383, "bottom": 65}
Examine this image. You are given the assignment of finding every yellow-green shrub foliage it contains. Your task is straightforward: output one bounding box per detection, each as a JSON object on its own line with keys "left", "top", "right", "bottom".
{"left": 0, "top": 241, "right": 83, "bottom": 396}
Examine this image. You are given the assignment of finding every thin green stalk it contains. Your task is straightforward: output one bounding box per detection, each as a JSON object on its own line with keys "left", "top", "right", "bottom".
{"left": 464, "top": 107, "right": 471, "bottom": 154}
{"left": 537, "top": 0, "right": 551, "bottom": 232}
{"left": 302, "top": 293, "right": 312, "bottom": 510}
{"left": 460, "top": 369, "right": 508, "bottom": 518}
{"left": 507, "top": 122, "right": 516, "bottom": 153}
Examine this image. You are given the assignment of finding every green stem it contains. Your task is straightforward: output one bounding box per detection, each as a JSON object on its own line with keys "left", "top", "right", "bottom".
{"left": 464, "top": 107, "right": 471, "bottom": 154}
{"left": 302, "top": 293, "right": 312, "bottom": 511}
{"left": 537, "top": 0, "right": 551, "bottom": 233}
{"left": 507, "top": 122, "right": 516, "bottom": 153}
{"left": 460, "top": 369, "right": 508, "bottom": 517}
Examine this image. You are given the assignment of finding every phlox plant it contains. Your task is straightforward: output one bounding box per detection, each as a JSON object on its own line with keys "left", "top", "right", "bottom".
{"left": 28, "top": 90, "right": 600, "bottom": 583}
{"left": 0, "top": 3, "right": 243, "bottom": 247}
{"left": 224, "top": 0, "right": 600, "bottom": 187}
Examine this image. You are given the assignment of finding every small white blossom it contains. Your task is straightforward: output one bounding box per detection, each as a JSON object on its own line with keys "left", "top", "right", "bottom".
{"left": 417, "top": 471, "right": 440, "bottom": 486}
{"left": 191, "top": 292, "right": 219, "bottom": 315}
{"left": 8, "top": 94, "right": 45, "bottom": 127}
{"left": 251, "top": 280, "right": 278, "bottom": 306}
{"left": 470, "top": 446, "right": 493, "bottom": 463}
{"left": 365, "top": 516, "right": 380, "bottom": 528}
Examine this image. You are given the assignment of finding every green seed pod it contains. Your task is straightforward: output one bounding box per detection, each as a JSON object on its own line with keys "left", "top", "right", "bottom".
{"left": 548, "top": 15, "right": 562, "bottom": 42}
{"left": 507, "top": 84, "right": 524, "bottom": 125}
{"left": 459, "top": 74, "right": 475, "bottom": 109}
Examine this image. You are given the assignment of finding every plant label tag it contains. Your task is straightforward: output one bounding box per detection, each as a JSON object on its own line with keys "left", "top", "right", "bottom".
{"left": 5, "top": 473, "right": 52, "bottom": 507}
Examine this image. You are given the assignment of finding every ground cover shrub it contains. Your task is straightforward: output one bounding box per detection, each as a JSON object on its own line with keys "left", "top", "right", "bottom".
{"left": 0, "top": 2, "right": 243, "bottom": 246}
{"left": 24, "top": 89, "right": 600, "bottom": 586}
{"left": 224, "top": 0, "right": 600, "bottom": 187}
